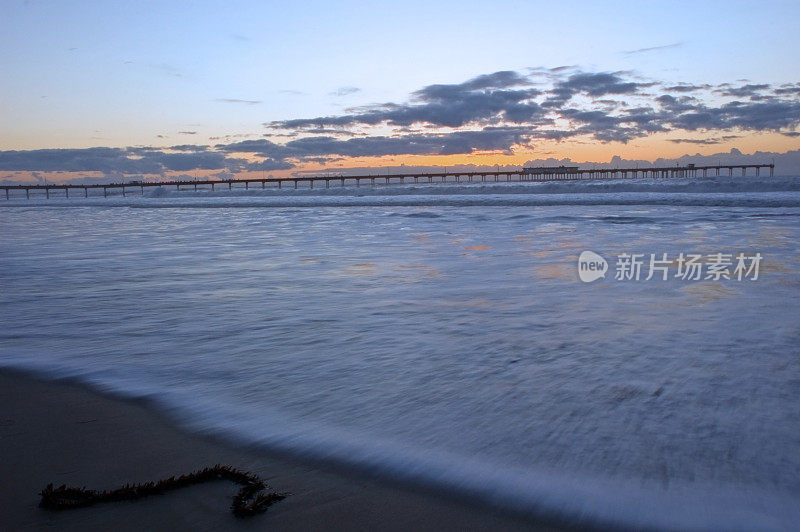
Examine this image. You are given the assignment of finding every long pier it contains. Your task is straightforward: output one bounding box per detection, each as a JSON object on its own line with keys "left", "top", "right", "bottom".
{"left": 1, "top": 163, "right": 774, "bottom": 200}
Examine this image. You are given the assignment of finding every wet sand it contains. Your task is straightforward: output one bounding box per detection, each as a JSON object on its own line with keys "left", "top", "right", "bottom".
{"left": 0, "top": 369, "right": 560, "bottom": 531}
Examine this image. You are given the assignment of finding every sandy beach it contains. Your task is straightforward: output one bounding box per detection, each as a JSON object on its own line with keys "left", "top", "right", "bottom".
{"left": 0, "top": 369, "right": 559, "bottom": 531}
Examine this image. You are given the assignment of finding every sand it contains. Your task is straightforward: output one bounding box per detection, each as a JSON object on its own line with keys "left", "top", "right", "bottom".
{"left": 0, "top": 369, "right": 560, "bottom": 531}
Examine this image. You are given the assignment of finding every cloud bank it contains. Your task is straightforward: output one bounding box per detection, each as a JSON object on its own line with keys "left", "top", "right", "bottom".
{"left": 1, "top": 67, "right": 799, "bottom": 178}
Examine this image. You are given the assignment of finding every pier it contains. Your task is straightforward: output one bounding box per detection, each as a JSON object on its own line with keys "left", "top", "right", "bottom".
{"left": 1, "top": 163, "right": 775, "bottom": 200}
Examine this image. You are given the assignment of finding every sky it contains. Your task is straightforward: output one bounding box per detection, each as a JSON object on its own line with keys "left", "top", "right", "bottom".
{"left": 1, "top": 0, "right": 800, "bottom": 181}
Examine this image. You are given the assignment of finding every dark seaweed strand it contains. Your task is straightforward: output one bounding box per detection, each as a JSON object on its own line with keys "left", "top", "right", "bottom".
{"left": 39, "top": 465, "right": 287, "bottom": 518}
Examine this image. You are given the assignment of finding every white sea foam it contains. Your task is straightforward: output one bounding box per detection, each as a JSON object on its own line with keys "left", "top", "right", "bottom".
{"left": 3, "top": 176, "right": 799, "bottom": 209}
{"left": 3, "top": 351, "right": 798, "bottom": 531}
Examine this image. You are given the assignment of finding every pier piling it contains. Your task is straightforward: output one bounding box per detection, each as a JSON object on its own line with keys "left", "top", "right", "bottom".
{"left": 1, "top": 163, "right": 775, "bottom": 200}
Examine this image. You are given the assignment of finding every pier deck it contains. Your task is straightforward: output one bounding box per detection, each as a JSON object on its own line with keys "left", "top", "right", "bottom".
{"left": 1, "top": 163, "right": 775, "bottom": 200}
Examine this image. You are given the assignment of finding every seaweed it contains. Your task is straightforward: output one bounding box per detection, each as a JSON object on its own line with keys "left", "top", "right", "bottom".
{"left": 39, "top": 464, "right": 286, "bottom": 518}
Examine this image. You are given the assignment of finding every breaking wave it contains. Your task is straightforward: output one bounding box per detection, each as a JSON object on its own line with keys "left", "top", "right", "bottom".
{"left": 3, "top": 176, "right": 799, "bottom": 209}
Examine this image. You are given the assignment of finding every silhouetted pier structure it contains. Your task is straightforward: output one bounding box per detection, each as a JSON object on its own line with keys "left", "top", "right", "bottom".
{"left": 1, "top": 163, "right": 775, "bottom": 200}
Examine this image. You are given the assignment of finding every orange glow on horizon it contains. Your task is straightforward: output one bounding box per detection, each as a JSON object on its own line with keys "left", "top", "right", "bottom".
{"left": 2, "top": 132, "right": 797, "bottom": 184}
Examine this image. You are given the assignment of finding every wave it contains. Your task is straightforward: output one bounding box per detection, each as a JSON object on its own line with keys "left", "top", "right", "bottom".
{"left": 3, "top": 175, "right": 800, "bottom": 206}
{"left": 1, "top": 356, "right": 798, "bottom": 531}
{"left": 132, "top": 175, "right": 800, "bottom": 196}
{"left": 4, "top": 191, "right": 800, "bottom": 209}
{"left": 396, "top": 211, "right": 444, "bottom": 218}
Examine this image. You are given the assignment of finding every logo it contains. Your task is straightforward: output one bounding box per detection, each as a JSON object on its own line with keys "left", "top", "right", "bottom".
{"left": 576, "top": 251, "right": 762, "bottom": 282}
{"left": 578, "top": 250, "right": 608, "bottom": 282}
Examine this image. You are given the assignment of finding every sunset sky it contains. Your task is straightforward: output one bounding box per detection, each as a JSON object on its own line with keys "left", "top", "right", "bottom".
{"left": 2, "top": 0, "right": 800, "bottom": 181}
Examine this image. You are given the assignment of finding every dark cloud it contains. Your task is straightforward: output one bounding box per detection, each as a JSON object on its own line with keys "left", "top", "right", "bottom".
{"left": 656, "top": 94, "right": 701, "bottom": 112}
{"left": 548, "top": 66, "right": 576, "bottom": 73}
{"left": 716, "top": 84, "right": 770, "bottom": 98}
{"left": 271, "top": 68, "right": 800, "bottom": 157}
{"left": 664, "top": 84, "right": 709, "bottom": 93}
{"left": 542, "top": 71, "right": 644, "bottom": 107}
{"left": 774, "top": 86, "right": 800, "bottom": 96}
{"left": 142, "top": 150, "right": 232, "bottom": 171}
{"left": 246, "top": 158, "right": 294, "bottom": 171}
{"left": 262, "top": 68, "right": 799, "bottom": 154}
{"left": 415, "top": 71, "right": 532, "bottom": 96}
{"left": 0, "top": 148, "right": 161, "bottom": 173}
{"left": 168, "top": 144, "right": 209, "bottom": 151}
{"left": 221, "top": 127, "right": 532, "bottom": 160}
{"left": 266, "top": 69, "right": 692, "bottom": 145}
{"left": 270, "top": 70, "right": 543, "bottom": 130}
{"left": 667, "top": 100, "right": 800, "bottom": 131}
{"left": 2, "top": 68, "right": 799, "bottom": 178}
{"left": 653, "top": 94, "right": 800, "bottom": 133}
{"left": 0, "top": 147, "right": 235, "bottom": 174}
{"left": 668, "top": 135, "right": 741, "bottom": 145}
{"left": 623, "top": 42, "right": 684, "bottom": 55}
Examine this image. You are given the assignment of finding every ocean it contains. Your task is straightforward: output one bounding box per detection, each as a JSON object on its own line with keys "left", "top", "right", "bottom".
{"left": 2, "top": 176, "right": 799, "bottom": 530}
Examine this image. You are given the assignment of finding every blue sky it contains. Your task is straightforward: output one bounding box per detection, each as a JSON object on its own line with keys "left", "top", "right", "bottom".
{"left": 1, "top": 0, "right": 799, "bottom": 178}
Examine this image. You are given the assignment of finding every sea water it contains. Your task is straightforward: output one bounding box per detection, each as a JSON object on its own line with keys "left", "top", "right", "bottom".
{"left": 2, "top": 177, "right": 799, "bottom": 530}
